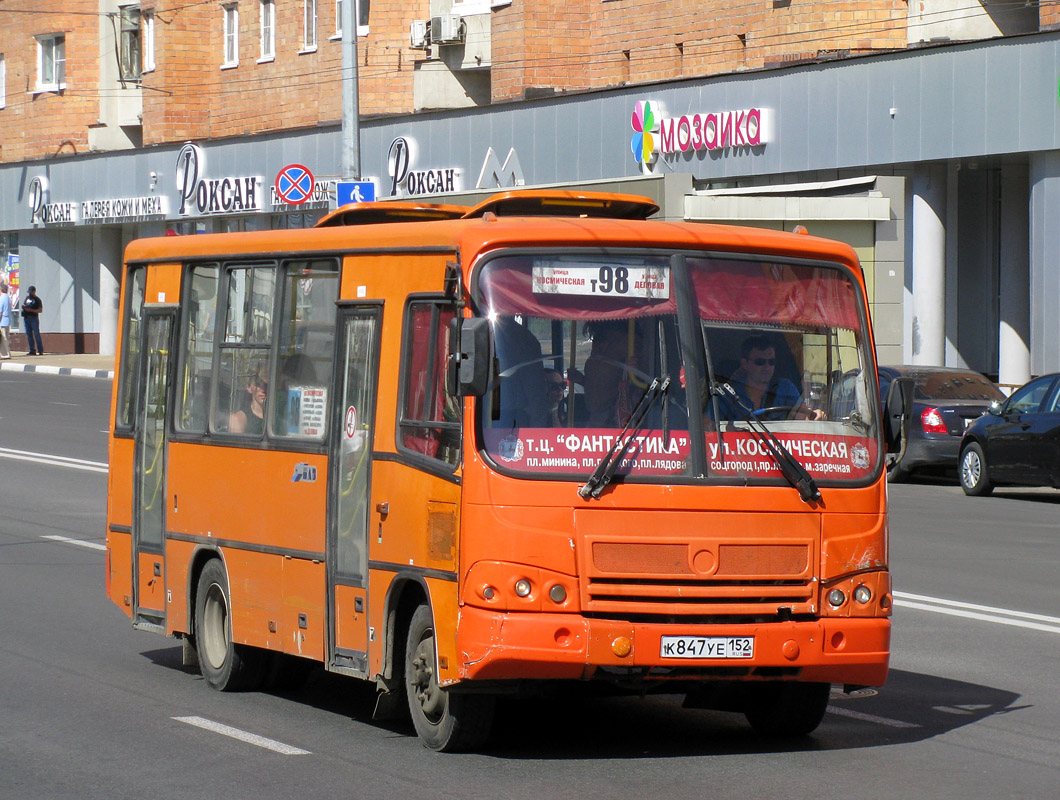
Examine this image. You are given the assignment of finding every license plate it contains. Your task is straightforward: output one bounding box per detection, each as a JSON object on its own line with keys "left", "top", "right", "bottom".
{"left": 660, "top": 636, "right": 754, "bottom": 659}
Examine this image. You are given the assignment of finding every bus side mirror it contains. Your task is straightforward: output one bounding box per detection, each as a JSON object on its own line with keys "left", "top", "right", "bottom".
{"left": 447, "top": 317, "right": 490, "bottom": 397}
{"left": 883, "top": 376, "right": 914, "bottom": 453}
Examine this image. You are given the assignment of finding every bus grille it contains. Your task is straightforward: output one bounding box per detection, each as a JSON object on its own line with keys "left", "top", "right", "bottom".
{"left": 584, "top": 541, "right": 817, "bottom": 617}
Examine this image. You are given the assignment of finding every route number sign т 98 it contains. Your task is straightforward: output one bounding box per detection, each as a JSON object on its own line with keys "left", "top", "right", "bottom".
{"left": 532, "top": 263, "right": 670, "bottom": 299}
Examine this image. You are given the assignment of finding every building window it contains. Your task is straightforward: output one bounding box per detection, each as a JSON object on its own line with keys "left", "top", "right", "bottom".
{"left": 143, "top": 12, "right": 155, "bottom": 72}
{"left": 222, "top": 4, "right": 239, "bottom": 68}
{"left": 0, "top": 55, "right": 6, "bottom": 109}
{"left": 260, "top": 0, "right": 275, "bottom": 61}
{"left": 36, "top": 34, "right": 66, "bottom": 91}
{"left": 302, "top": 0, "right": 317, "bottom": 51}
{"left": 357, "top": 0, "right": 370, "bottom": 34}
{"left": 119, "top": 5, "right": 142, "bottom": 82}
{"left": 334, "top": 0, "right": 369, "bottom": 37}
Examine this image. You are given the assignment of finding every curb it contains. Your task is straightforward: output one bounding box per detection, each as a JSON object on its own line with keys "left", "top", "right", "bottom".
{"left": 0, "top": 362, "right": 114, "bottom": 379}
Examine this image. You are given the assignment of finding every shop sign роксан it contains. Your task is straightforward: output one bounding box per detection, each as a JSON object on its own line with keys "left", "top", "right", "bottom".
{"left": 176, "top": 143, "right": 263, "bottom": 216}
{"left": 28, "top": 176, "right": 77, "bottom": 225}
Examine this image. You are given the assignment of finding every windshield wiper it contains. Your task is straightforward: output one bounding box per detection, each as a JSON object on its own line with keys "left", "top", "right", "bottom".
{"left": 579, "top": 376, "right": 670, "bottom": 500}
{"left": 714, "top": 382, "right": 821, "bottom": 504}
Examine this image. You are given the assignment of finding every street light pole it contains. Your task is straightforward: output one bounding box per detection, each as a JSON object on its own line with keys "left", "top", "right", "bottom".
{"left": 340, "top": 0, "right": 360, "bottom": 180}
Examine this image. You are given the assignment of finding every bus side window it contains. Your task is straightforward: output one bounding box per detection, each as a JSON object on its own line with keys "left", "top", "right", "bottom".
{"left": 115, "top": 265, "right": 147, "bottom": 432}
{"left": 211, "top": 264, "right": 276, "bottom": 437}
{"left": 269, "top": 259, "right": 339, "bottom": 440}
{"left": 176, "top": 264, "right": 218, "bottom": 434}
{"left": 399, "top": 301, "right": 460, "bottom": 467}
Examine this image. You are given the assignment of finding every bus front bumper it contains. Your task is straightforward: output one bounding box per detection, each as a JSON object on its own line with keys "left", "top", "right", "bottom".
{"left": 456, "top": 606, "right": 890, "bottom": 687}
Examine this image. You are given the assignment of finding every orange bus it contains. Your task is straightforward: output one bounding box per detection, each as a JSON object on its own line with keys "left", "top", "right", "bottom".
{"left": 106, "top": 190, "right": 901, "bottom": 751}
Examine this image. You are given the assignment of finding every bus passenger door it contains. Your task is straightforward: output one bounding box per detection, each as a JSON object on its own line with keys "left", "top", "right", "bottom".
{"left": 132, "top": 310, "right": 176, "bottom": 630}
{"left": 328, "top": 307, "right": 382, "bottom": 675}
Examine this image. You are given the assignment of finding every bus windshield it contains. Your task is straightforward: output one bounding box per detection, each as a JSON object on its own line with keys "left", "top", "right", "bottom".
{"left": 476, "top": 251, "right": 879, "bottom": 486}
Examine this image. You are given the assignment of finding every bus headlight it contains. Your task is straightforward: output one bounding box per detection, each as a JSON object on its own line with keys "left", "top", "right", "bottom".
{"left": 827, "top": 588, "right": 846, "bottom": 607}
{"left": 854, "top": 585, "right": 872, "bottom": 605}
{"left": 514, "top": 579, "right": 532, "bottom": 598}
{"left": 549, "top": 584, "right": 567, "bottom": 604}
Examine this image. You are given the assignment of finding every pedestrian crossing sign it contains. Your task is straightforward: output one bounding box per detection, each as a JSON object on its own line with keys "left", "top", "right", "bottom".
{"left": 336, "top": 181, "right": 376, "bottom": 206}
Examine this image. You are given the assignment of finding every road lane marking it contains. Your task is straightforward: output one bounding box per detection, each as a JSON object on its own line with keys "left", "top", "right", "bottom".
{"left": 826, "top": 706, "right": 920, "bottom": 729}
{"left": 894, "top": 591, "right": 1060, "bottom": 625}
{"left": 173, "top": 716, "right": 311, "bottom": 755}
{"left": 0, "top": 446, "right": 107, "bottom": 474}
{"left": 41, "top": 535, "right": 107, "bottom": 551}
{"left": 893, "top": 591, "right": 1060, "bottom": 635}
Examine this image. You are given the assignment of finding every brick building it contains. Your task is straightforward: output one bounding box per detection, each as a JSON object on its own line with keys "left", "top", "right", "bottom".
{"left": 3, "top": 1, "right": 1060, "bottom": 383}
{"left": 3, "top": 0, "right": 1051, "bottom": 162}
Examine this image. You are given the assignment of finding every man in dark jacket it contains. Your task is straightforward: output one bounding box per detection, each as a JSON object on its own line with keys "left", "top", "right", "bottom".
{"left": 20, "top": 285, "right": 44, "bottom": 356}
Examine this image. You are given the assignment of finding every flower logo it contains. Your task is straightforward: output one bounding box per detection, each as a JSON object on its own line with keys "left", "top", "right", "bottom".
{"left": 631, "top": 101, "right": 659, "bottom": 165}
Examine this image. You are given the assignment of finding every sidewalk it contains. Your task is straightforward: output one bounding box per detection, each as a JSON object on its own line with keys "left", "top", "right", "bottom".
{"left": 0, "top": 350, "right": 115, "bottom": 379}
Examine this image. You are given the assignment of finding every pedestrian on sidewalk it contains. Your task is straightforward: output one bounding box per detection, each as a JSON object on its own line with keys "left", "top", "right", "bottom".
{"left": 0, "top": 283, "right": 11, "bottom": 359}
{"left": 20, "top": 285, "right": 44, "bottom": 356}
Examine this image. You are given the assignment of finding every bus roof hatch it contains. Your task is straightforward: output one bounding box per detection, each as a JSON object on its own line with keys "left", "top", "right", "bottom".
{"left": 314, "top": 202, "right": 469, "bottom": 227}
{"left": 464, "top": 190, "right": 659, "bottom": 220}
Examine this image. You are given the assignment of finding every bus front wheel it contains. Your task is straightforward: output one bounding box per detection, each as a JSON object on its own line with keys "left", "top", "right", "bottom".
{"left": 194, "top": 559, "right": 266, "bottom": 691}
{"left": 405, "top": 604, "right": 495, "bottom": 752}
{"left": 743, "top": 681, "right": 830, "bottom": 737}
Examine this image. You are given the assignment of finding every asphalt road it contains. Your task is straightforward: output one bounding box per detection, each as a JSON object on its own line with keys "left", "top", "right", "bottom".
{"left": 1, "top": 371, "right": 1058, "bottom": 799}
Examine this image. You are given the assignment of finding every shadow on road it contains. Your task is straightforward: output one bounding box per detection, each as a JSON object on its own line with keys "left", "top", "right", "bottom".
{"left": 987, "top": 489, "right": 1060, "bottom": 504}
{"left": 141, "top": 647, "right": 1025, "bottom": 757}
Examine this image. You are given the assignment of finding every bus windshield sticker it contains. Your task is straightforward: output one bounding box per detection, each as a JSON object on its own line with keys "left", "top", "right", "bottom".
{"left": 288, "top": 385, "right": 328, "bottom": 437}
{"left": 482, "top": 428, "right": 877, "bottom": 480}
{"left": 532, "top": 264, "right": 670, "bottom": 300}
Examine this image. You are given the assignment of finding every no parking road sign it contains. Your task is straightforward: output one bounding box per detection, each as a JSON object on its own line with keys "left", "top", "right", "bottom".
{"left": 275, "top": 164, "right": 315, "bottom": 205}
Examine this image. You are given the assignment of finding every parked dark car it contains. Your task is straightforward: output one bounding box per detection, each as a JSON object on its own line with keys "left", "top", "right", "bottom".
{"left": 878, "top": 365, "right": 1006, "bottom": 482}
{"left": 958, "top": 372, "right": 1060, "bottom": 495}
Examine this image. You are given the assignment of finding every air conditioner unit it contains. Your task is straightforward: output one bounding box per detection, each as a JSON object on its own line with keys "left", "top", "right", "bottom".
{"left": 430, "top": 14, "right": 464, "bottom": 45}
{"left": 409, "top": 19, "right": 429, "bottom": 49}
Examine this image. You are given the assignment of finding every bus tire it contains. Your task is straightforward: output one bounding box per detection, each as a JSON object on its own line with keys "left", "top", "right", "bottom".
{"left": 743, "top": 681, "right": 830, "bottom": 738}
{"left": 194, "top": 559, "right": 266, "bottom": 692}
{"left": 405, "top": 604, "right": 495, "bottom": 752}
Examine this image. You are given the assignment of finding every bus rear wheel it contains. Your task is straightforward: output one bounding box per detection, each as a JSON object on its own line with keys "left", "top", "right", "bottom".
{"left": 405, "top": 604, "right": 495, "bottom": 752}
{"left": 194, "top": 559, "right": 266, "bottom": 691}
{"left": 743, "top": 681, "right": 830, "bottom": 737}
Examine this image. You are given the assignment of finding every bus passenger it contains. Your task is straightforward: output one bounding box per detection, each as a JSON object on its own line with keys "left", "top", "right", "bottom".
{"left": 582, "top": 320, "right": 635, "bottom": 427}
{"left": 493, "top": 317, "right": 548, "bottom": 428}
{"left": 546, "top": 370, "right": 569, "bottom": 426}
{"left": 230, "top": 361, "right": 269, "bottom": 434}
{"left": 715, "top": 334, "right": 824, "bottom": 421}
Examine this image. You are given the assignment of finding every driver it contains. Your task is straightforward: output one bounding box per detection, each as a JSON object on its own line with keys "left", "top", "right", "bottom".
{"left": 715, "top": 335, "right": 824, "bottom": 421}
